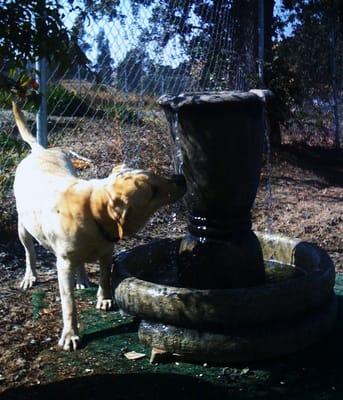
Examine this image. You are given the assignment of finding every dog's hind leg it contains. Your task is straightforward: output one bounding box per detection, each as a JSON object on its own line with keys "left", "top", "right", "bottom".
{"left": 96, "top": 253, "right": 113, "bottom": 311}
{"left": 18, "top": 222, "right": 37, "bottom": 290}
{"left": 75, "top": 264, "right": 91, "bottom": 289}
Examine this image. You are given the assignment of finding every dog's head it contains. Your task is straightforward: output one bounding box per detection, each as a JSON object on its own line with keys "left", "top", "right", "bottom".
{"left": 105, "top": 165, "right": 186, "bottom": 238}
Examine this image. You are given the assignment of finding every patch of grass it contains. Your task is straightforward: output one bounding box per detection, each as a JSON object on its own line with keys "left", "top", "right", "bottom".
{"left": 32, "top": 290, "right": 47, "bottom": 320}
{"left": 74, "top": 287, "right": 98, "bottom": 300}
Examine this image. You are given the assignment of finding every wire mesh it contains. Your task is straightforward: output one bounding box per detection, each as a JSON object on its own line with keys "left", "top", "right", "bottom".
{"left": 1, "top": 0, "right": 341, "bottom": 236}
{"left": 0, "top": 0, "right": 263, "bottom": 236}
{"left": 45, "top": 0, "right": 259, "bottom": 162}
{"left": 2, "top": 0, "right": 260, "bottom": 172}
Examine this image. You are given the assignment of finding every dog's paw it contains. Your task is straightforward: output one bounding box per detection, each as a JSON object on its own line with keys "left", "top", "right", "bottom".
{"left": 96, "top": 298, "right": 113, "bottom": 311}
{"left": 20, "top": 274, "right": 37, "bottom": 290}
{"left": 58, "top": 331, "right": 80, "bottom": 351}
{"left": 75, "top": 282, "right": 91, "bottom": 290}
{"left": 75, "top": 275, "right": 92, "bottom": 290}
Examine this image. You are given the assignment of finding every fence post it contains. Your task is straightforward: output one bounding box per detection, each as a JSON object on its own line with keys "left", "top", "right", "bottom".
{"left": 35, "top": 0, "right": 48, "bottom": 148}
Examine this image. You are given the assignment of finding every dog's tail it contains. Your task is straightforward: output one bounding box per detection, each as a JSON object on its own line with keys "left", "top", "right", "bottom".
{"left": 12, "top": 102, "right": 42, "bottom": 149}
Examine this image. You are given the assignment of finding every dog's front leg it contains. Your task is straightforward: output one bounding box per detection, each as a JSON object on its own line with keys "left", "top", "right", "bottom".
{"left": 57, "top": 257, "right": 80, "bottom": 351}
{"left": 96, "top": 253, "right": 113, "bottom": 311}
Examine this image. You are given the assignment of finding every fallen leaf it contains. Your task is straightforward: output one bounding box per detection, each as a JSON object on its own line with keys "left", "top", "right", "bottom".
{"left": 124, "top": 351, "right": 146, "bottom": 360}
{"left": 72, "top": 159, "right": 91, "bottom": 170}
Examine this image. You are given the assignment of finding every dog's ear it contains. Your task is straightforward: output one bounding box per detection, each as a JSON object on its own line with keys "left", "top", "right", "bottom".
{"left": 105, "top": 190, "right": 128, "bottom": 240}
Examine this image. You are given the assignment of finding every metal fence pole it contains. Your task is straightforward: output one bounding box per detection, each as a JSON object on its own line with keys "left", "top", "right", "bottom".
{"left": 35, "top": 0, "right": 48, "bottom": 148}
{"left": 35, "top": 58, "right": 48, "bottom": 148}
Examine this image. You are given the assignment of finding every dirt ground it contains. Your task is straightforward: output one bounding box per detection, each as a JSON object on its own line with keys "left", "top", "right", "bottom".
{"left": 0, "top": 116, "right": 342, "bottom": 398}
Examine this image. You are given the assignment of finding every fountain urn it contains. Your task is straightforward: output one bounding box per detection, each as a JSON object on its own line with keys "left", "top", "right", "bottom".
{"left": 159, "top": 91, "right": 266, "bottom": 289}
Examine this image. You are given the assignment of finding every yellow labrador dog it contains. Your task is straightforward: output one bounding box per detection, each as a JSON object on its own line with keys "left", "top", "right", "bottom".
{"left": 12, "top": 103, "right": 186, "bottom": 351}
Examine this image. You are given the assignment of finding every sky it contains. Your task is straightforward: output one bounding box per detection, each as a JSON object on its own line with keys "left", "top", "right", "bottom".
{"left": 64, "top": 0, "right": 189, "bottom": 68}
{"left": 63, "top": 0, "right": 292, "bottom": 69}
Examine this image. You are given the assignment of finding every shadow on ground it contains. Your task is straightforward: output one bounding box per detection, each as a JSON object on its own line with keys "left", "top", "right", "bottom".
{"left": 81, "top": 320, "right": 139, "bottom": 347}
{"left": 2, "top": 276, "right": 343, "bottom": 400}
{"left": 0, "top": 373, "right": 229, "bottom": 400}
{"left": 280, "top": 144, "right": 343, "bottom": 186}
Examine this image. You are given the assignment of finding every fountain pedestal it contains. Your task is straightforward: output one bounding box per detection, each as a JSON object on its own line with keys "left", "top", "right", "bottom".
{"left": 159, "top": 92, "right": 265, "bottom": 288}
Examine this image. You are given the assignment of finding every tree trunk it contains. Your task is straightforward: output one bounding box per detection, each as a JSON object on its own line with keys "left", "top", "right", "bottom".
{"left": 330, "top": 14, "right": 341, "bottom": 149}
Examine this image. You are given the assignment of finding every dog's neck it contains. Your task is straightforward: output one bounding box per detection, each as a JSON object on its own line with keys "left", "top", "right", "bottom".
{"left": 89, "top": 185, "right": 120, "bottom": 243}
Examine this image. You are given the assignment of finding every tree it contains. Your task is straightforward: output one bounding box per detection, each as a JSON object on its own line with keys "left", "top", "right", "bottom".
{"left": 94, "top": 29, "right": 114, "bottom": 85}
{"left": 128, "top": 0, "right": 275, "bottom": 90}
{"left": 0, "top": 0, "right": 120, "bottom": 95}
{"left": 1, "top": 0, "right": 277, "bottom": 95}
{"left": 64, "top": 14, "right": 92, "bottom": 80}
{"left": 270, "top": 0, "right": 343, "bottom": 147}
{"left": 116, "top": 47, "right": 148, "bottom": 93}
{"left": 0, "top": 1, "right": 86, "bottom": 95}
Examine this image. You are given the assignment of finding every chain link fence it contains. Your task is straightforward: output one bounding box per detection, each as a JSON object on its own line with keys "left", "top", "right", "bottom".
{"left": 0, "top": 0, "right": 341, "bottom": 237}
{"left": 0, "top": 0, "right": 260, "bottom": 206}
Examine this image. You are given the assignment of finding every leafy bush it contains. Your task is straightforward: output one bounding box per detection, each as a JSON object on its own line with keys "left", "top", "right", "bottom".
{"left": 0, "top": 132, "right": 27, "bottom": 195}
{"left": 90, "top": 83, "right": 109, "bottom": 92}
{"left": 0, "top": 90, "right": 11, "bottom": 109}
{"left": 0, "top": 84, "right": 93, "bottom": 117}
{"left": 105, "top": 101, "right": 142, "bottom": 124}
{"left": 46, "top": 84, "right": 93, "bottom": 117}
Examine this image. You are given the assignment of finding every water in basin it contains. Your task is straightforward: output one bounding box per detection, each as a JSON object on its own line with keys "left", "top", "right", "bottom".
{"left": 117, "top": 239, "right": 306, "bottom": 288}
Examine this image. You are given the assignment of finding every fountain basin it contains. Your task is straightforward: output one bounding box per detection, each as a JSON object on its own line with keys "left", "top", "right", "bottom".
{"left": 138, "top": 299, "right": 336, "bottom": 363}
{"left": 114, "top": 233, "right": 337, "bottom": 362}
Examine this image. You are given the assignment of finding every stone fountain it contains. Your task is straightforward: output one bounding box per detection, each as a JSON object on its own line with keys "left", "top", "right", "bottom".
{"left": 114, "top": 91, "right": 337, "bottom": 363}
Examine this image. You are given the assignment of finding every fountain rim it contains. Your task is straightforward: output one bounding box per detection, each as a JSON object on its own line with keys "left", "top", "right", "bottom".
{"left": 115, "top": 233, "right": 334, "bottom": 294}
{"left": 114, "top": 232, "right": 335, "bottom": 328}
{"left": 158, "top": 90, "right": 263, "bottom": 110}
